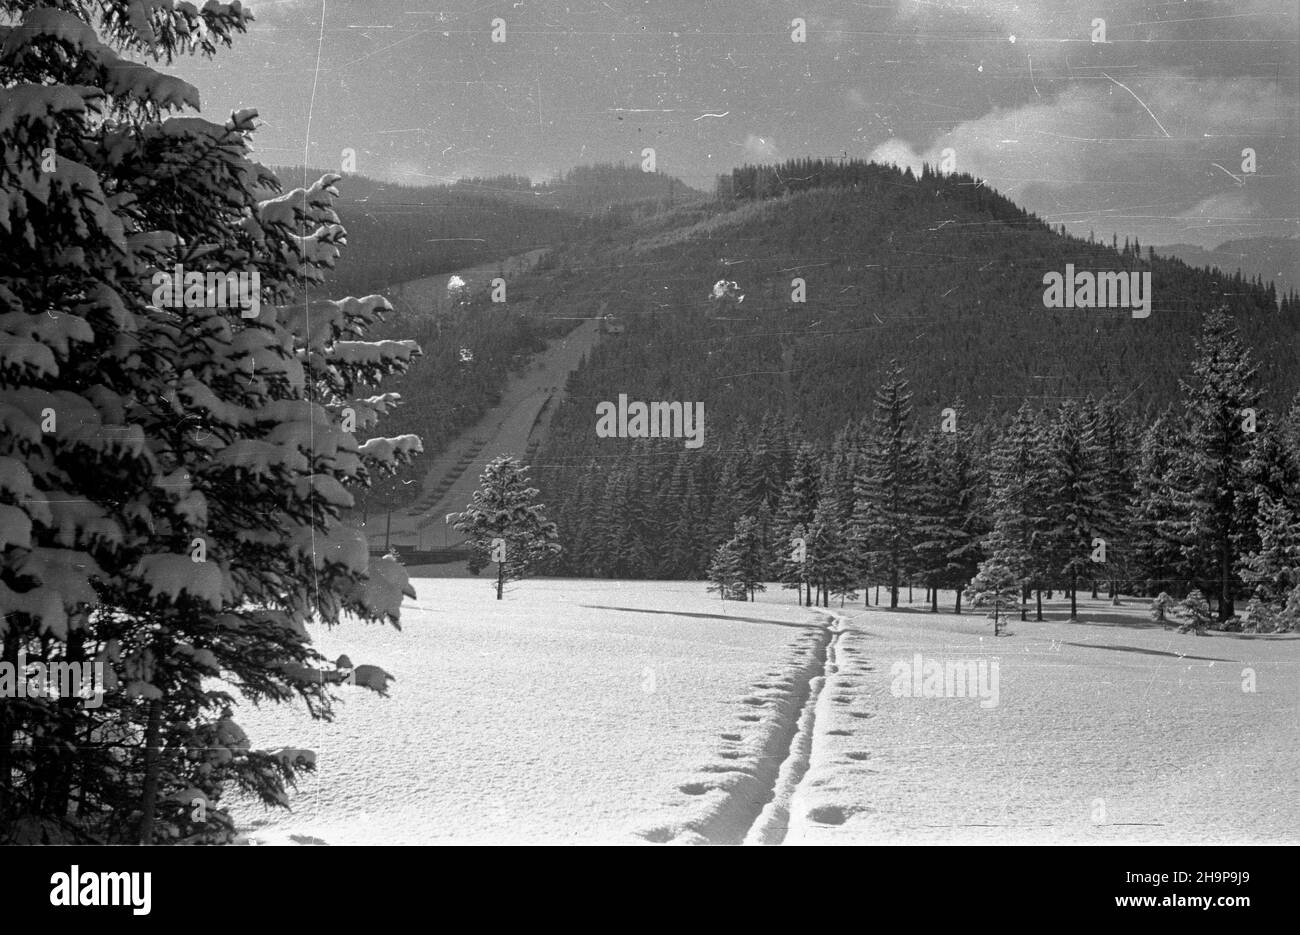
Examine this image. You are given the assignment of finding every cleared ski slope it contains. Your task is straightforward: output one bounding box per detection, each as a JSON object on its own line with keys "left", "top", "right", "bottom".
{"left": 362, "top": 249, "right": 602, "bottom": 552}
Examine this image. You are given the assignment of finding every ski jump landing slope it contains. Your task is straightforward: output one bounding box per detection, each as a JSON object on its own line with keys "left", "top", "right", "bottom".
{"left": 364, "top": 251, "right": 601, "bottom": 552}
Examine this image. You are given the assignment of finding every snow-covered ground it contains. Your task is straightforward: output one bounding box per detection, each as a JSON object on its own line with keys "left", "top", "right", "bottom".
{"left": 230, "top": 581, "right": 1300, "bottom": 845}
{"left": 786, "top": 592, "right": 1300, "bottom": 844}
{"left": 230, "top": 578, "right": 829, "bottom": 845}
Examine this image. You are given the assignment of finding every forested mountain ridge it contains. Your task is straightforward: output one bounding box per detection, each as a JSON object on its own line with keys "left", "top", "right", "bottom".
{"left": 531, "top": 159, "right": 1298, "bottom": 446}
{"left": 482, "top": 159, "right": 1300, "bottom": 613}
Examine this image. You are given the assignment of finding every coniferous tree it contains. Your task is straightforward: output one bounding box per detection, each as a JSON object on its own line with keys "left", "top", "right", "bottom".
{"left": 855, "top": 363, "right": 919, "bottom": 608}
{"left": 706, "top": 538, "right": 744, "bottom": 600}
{"left": 663, "top": 453, "right": 703, "bottom": 578}
{"left": 773, "top": 443, "right": 821, "bottom": 604}
{"left": 775, "top": 522, "right": 813, "bottom": 606}
{"left": 963, "top": 560, "right": 1022, "bottom": 636}
{"left": 728, "top": 514, "right": 768, "bottom": 601}
{"left": 807, "top": 494, "right": 856, "bottom": 607}
{"left": 1240, "top": 496, "right": 1300, "bottom": 606}
{"left": 706, "top": 449, "right": 745, "bottom": 554}
{"left": 451, "top": 456, "right": 561, "bottom": 599}
{"left": 1, "top": 1, "right": 423, "bottom": 843}
{"left": 1090, "top": 398, "right": 1135, "bottom": 601}
{"left": 745, "top": 412, "right": 791, "bottom": 510}
{"left": 983, "top": 403, "right": 1050, "bottom": 619}
{"left": 1042, "top": 400, "right": 1108, "bottom": 621}
{"left": 1174, "top": 309, "right": 1261, "bottom": 620}
{"left": 1175, "top": 588, "right": 1213, "bottom": 633}
{"left": 913, "top": 408, "right": 985, "bottom": 613}
{"left": 1130, "top": 411, "right": 1186, "bottom": 596}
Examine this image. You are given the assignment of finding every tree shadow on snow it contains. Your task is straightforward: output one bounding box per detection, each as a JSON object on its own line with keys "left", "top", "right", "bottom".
{"left": 1059, "top": 642, "right": 1233, "bottom": 663}
{"left": 579, "top": 604, "right": 820, "bottom": 629}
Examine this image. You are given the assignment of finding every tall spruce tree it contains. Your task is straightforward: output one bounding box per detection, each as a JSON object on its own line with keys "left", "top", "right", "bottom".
{"left": 772, "top": 442, "right": 820, "bottom": 604}
{"left": 1130, "top": 410, "right": 1186, "bottom": 596}
{"left": 1089, "top": 397, "right": 1135, "bottom": 601}
{"left": 983, "top": 403, "right": 1049, "bottom": 620}
{"left": 1, "top": 1, "right": 422, "bottom": 842}
{"left": 1042, "top": 400, "right": 1108, "bottom": 621}
{"left": 854, "top": 363, "right": 919, "bottom": 609}
{"left": 913, "top": 405, "right": 985, "bottom": 613}
{"left": 1175, "top": 309, "right": 1261, "bottom": 620}
{"left": 807, "top": 496, "right": 856, "bottom": 607}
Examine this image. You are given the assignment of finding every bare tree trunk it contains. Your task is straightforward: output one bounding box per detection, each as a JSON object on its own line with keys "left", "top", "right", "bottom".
{"left": 1036, "top": 589, "right": 1043, "bottom": 621}
{"left": 0, "top": 631, "right": 18, "bottom": 820}
{"left": 1220, "top": 539, "right": 1234, "bottom": 621}
{"left": 139, "top": 696, "right": 164, "bottom": 845}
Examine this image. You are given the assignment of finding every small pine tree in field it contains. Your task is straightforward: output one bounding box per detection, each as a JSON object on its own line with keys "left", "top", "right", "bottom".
{"left": 963, "top": 561, "right": 1021, "bottom": 636}
{"left": 451, "top": 457, "right": 561, "bottom": 599}
{"left": 1150, "top": 592, "right": 1176, "bottom": 625}
{"left": 1176, "top": 589, "right": 1212, "bottom": 634}
{"left": 706, "top": 538, "right": 745, "bottom": 600}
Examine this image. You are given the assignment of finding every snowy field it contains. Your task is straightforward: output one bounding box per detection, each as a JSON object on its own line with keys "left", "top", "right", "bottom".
{"left": 786, "top": 594, "right": 1300, "bottom": 845}
{"left": 230, "top": 579, "right": 830, "bottom": 845}
{"left": 230, "top": 581, "right": 1300, "bottom": 845}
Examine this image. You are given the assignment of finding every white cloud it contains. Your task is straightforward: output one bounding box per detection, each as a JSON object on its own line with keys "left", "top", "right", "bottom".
{"left": 868, "top": 138, "right": 923, "bottom": 175}
{"left": 866, "top": 73, "right": 1296, "bottom": 244}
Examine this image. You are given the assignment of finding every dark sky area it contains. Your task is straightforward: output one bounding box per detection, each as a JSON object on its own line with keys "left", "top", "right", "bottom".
{"left": 173, "top": 0, "right": 1299, "bottom": 249}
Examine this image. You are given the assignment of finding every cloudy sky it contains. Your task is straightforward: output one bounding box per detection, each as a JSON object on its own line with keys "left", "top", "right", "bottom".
{"left": 175, "top": 0, "right": 1298, "bottom": 249}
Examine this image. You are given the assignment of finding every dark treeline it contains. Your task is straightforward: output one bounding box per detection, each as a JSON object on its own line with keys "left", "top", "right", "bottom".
{"left": 536, "top": 310, "right": 1300, "bottom": 631}
{"left": 268, "top": 168, "right": 612, "bottom": 298}
{"left": 453, "top": 163, "right": 704, "bottom": 217}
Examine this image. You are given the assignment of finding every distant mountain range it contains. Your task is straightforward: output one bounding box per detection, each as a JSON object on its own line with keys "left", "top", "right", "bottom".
{"left": 1154, "top": 237, "right": 1299, "bottom": 301}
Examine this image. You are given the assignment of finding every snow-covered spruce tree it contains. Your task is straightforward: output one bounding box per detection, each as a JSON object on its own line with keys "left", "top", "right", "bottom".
{"left": 1089, "top": 397, "right": 1134, "bottom": 603}
{"left": 984, "top": 402, "right": 1050, "bottom": 621}
{"left": 1150, "top": 592, "right": 1176, "bottom": 626}
{"left": 1240, "top": 494, "right": 1300, "bottom": 607}
{"left": 806, "top": 494, "right": 855, "bottom": 607}
{"left": 772, "top": 443, "right": 820, "bottom": 606}
{"left": 913, "top": 406, "right": 985, "bottom": 614}
{"left": 853, "top": 362, "right": 919, "bottom": 609}
{"left": 0, "top": 3, "right": 422, "bottom": 842}
{"left": 451, "top": 456, "right": 560, "bottom": 599}
{"left": 1042, "top": 399, "right": 1107, "bottom": 621}
{"left": 774, "top": 521, "right": 812, "bottom": 606}
{"left": 1130, "top": 410, "right": 1186, "bottom": 597}
{"left": 1175, "top": 589, "right": 1212, "bottom": 634}
{"left": 963, "top": 560, "right": 1021, "bottom": 637}
{"left": 1174, "top": 309, "right": 1261, "bottom": 621}
{"left": 730, "top": 513, "right": 768, "bottom": 601}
